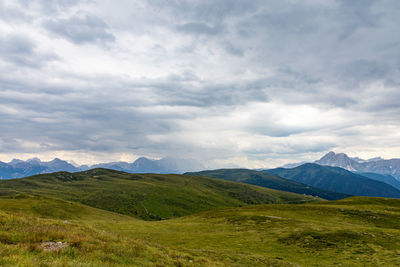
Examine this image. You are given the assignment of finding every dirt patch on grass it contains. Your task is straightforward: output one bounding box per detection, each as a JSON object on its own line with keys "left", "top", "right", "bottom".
{"left": 39, "top": 241, "right": 68, "bottom": 251}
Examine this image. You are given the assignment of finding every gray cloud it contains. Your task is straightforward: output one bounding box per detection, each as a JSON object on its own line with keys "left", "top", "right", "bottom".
{"left": 0, "top": 1, "right": 31, "bottom": 22}
{"left": 18, "top": 0, "right": 82, "bottom": 15}
{"left": 0, "top": 34, "right": 58, "bottom": 67}
{"left": 223, "top": 41, "right": 244, "bottom": 57}
{"left": 43, "top": 12, "right": 115, "bottom": 44}
{"left": 177, "top": 22, "right": 222, "bottom": 35}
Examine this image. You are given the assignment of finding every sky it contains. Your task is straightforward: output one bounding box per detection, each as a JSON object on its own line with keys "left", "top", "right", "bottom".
{"left": 0, "top": 0, "right": 400, "bottom": 168}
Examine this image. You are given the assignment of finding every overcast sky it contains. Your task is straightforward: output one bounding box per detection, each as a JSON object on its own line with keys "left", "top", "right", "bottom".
{"left": 1, "top": 0, "right": 400, "bottom": 167}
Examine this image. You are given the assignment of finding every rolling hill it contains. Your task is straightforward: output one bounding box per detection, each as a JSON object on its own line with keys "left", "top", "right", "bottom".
{"left": 186, "top": 168, "right": 350, "bottom": 200}
{"left": 0, "top": 168, "right": 316, "bottom": 220}
{"left": 266, "top": 163, "right": 400, "bottom": 198}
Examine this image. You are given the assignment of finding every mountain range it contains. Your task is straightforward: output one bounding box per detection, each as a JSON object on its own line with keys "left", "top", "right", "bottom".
{"left": 281, "top": 151, "right": 400, "bottom": 179}
{"left": 0, "top": 158, "right": 79, "bottom": 179}
{"left": 0, "top": 157, "right": 204, "bottom": 180}
{"left": 2, "top": 151, "right": 400, "bottom": 199}
{"left": 315, "top": 151, "right": 400, "bottom": 179}
{"left": 266, "top": 163, "right": 400, "bottom": 198}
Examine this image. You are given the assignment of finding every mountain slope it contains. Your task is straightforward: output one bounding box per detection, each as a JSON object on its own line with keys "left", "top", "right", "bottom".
{"left": 266, "top": 163, "right": 400, "bottom": 198}
{"left": 0, "top": 168, "right": 316, "bottom": 220}
{"left": 185, "top": 169, "right": 349, "bottom": 200}
{"left": 357, "top": 172, "right": 400, "bottom": 190}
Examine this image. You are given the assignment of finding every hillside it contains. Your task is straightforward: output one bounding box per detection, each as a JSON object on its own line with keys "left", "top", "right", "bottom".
{"left": 186, "top": 168, "right": 349, "bottom": 200}
{"left": 1, "top": 193, "right": 399, "bottom": 266}
{"left": 357, "top": 172, "right": 400, "bottom": 190}
{"left": 266, "top": 163, "right": 400, "bottom": 198}
{"left": 0, "top": 168, "right": 316, "bottom": 220}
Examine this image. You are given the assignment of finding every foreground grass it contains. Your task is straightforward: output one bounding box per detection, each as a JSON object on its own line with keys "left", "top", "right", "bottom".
{"left": 0, "top": 195, "right": 214, "bottom": 266}
{"left": 1, "top": 194, "right": 400, "bottom": 266}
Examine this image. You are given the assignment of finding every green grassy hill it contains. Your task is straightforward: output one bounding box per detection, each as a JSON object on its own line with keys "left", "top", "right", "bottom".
{"left": 0, "top": 168, "right": 316, "bottom": 220}
{"left": 1, "top": 193, "right": 399, "bottom": 266}
{"left": 186, "top": 168, "right": 350, "bottom": 200}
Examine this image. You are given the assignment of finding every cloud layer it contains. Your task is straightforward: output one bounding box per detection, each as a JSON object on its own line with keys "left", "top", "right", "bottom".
{"left": 1, "top": 0, "right": 400, "bottom": 167}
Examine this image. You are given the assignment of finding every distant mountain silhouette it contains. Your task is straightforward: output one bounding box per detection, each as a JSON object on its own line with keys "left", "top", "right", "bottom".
{"left": 0, "top": 156, "right": 204, "bottom": 179}
{"left": 0, "top": 158, "right": 79, "bottom": 179}
{"left": 91, "top": 157, "right": 204, "bottom": 174}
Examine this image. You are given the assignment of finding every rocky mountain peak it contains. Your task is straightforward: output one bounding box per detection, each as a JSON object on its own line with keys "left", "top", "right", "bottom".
{"left": 315, "top": 152, "right": 358, "bottom": 171}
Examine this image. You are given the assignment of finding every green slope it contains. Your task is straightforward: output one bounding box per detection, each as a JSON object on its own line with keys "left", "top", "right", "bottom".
{"left": 1, "top": 194, "right": 400, "bottom": 266}
{"left": 356, "top": 172, "right": 400, "bottom": 190}
{"left": 0, "top": 193, "right": 132, "bottom": 221}
{"left": 186, "top": 168, "right": 350, "bottom": 200}
{"left": 266, "top": 163, "right": 400, "bottom": 198}
{"left": 0, "top": 168, "right": 316, "bottom": 220}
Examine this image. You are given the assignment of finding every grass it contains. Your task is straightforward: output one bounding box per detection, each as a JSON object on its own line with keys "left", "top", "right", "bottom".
{"left": 0, "top": 170, "right": 400, "bottom": 266}
{"left": 0, "top": 207, "right": 212, "bottom": 266}
{"left": 108, "top": 197, "right": 400, "bottom": 266}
